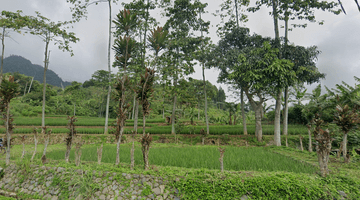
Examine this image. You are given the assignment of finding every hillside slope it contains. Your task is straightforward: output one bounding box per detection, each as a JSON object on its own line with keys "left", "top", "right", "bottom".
{"left": 3, "top": 55, "right": 72, "bottom": 88}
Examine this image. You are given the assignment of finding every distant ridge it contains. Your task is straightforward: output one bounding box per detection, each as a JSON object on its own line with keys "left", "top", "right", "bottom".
{"left": 3, "top": 55, "right": 72, "bottom": 88}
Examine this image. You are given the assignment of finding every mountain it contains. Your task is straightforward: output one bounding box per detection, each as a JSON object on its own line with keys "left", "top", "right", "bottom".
{"left": 2, "top": 55, "right": 72, "bottom": 88}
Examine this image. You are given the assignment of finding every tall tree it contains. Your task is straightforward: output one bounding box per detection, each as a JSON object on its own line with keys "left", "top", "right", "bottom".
{"left": 0, "top": 75, "right": 19, "bottom": 165}
{"left": 123, "top": 0, "right": 157, "bottom": 129}
{"left": 196, "top": 0, "right": 211, "bottom": 135}
{"left": 218, "top": 32, "right": 295, "bottom": 142}
{"left": 112, "top": 9, "right": 138, "bottom": 166}
{"left": 0, "top": 11, "right": 28, "bottom": 84}
{"left": 248, "top": 0, "right": 339, "bottom": 145}
{"left": 27, "top": 12, "right": 78, "bottom": 133}
{"left": 215, "top": 0, "right": 249, "bottom": 135}
{"left": 162, "top": 0, "right": 207, "bottom": 135}
{"left": 67, "top": 0, "right": 119, "bottom": 134}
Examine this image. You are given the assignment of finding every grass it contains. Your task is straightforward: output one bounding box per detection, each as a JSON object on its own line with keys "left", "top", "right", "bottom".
{"left": 142, "top": 124, "right": 308, "bottom": 135}
{"left": 23, "top": 144, "right": 317, "bottom": 174}
{"left": 6, "top": 116, "right": 164, "bottom": 126}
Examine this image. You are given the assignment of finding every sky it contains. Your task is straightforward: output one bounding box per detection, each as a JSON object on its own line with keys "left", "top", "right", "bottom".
{"left": 1, "top": 0, "right": 360, "bottom": 103}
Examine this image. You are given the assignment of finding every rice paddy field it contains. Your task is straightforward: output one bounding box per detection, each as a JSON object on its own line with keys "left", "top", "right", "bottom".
{"left": 24, "top": 144, "right": 317, "bottom": 174}
{"left": 0, "top": 116, "right": 308, "bottom": 135}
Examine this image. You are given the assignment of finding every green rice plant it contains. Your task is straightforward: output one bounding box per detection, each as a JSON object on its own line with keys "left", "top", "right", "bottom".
{"left": 41, "top": 145, "right": 316, "bottom": 174}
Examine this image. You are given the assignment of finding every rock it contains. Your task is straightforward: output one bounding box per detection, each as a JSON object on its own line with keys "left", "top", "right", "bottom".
{"left": 126, "top": 174, "right": 132, "bottom": 180}
{"left": 9, "top": 192, "right": 17, "bottom": 198}
{"left": 75, "top": 194, "right": 83, "bottom": 200}
{"left": 56, "top": 167, "right": 65, "bottom": 173}
{"left": 152, "top": 187, "right": 161, "bottom": 195}
{"left": 174, "top": 197, "right": 180, "bottom": 200}
{"left": 43, "top": 194, "right": 52, "bottom": 200}
{"left": 338, "top": 191, "right": 347, "bottom": 198}
{"left": 99, "top": 194, "right": 106, "bottom": 200}
{"left": 46, "top": 181, "right": 52, "bottom": 187}
{"left": 240, "top": 195, "right": 249, "bottom": 200}
{"left": 159, "top": 185, "right": 165, "bottom": 194}
{"left": 51, "top": 196, "right": 59, "bottom": 200}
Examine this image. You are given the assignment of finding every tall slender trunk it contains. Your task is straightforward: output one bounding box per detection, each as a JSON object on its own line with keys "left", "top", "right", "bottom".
{"left": 0, "top": 27, "right": 5, "bottom": 85}
{"left": 23, "top": 82, "right": 28, "bottom": 96}
{"left": 171, "top": 74, "right": 177, "bottom": 135}
{"left": 42, "top": 39, "right": 50, "bottom": 134}
{"left": 274, "top": 89, "right": 282, "bottom": 146}
{"left": 131, "top": 100, "right": 138, "bottom": 169}
{"left": 283, "top": 87, "right": 289, "bottom": 136}
{"left": 343, "top": 133, "right": 348, "bottom": 162}
{"left": 41, "top": 133, "right": 50, "bottom": 161}
{"left": 132, "top": 95, "right": 136, "bottom": 120}
{"left": 104, "top": 0, "right": 112, "bottom": 135}
{"left": 254, "top": 106, "right": 263, "bottom": 142}
{"left": 241, "top": 89, "right": 247, "bottom": 135}
{"left": 5, "top": 105, "right": 10, "bottom": 165}
{"left": 21, "top": 141, "right": 25, "bottom": 159}
{"left": 245, "top": 89, "right": 263, "bottom": 142}
{"left": 272, "top": 0, "right": 280, "bottom": 46}
{"left": 171, "top": 94, "right": 177, "bottom": 134}
{"left": 162, "top": 95, "right": 165, "bottom": 119}
{"left": 28, "top": 77, "right": 34, "bottom": 94}
{"left": 142, "top": 113, "right": 146, "bottom": 136}
{"left": 31, "top": 133, "right": 38, "bottom": 162}
{"left": 116, "top": 78, "right": 125, "bottom": 166}
{"left": 307, "top": 125, "right": 312, "bottom": 152}
{"left": 202, "top": 66, "right": 209, "bottom": 134}
{"left": 134, "top": 100, "right": 139, "bottom": 130}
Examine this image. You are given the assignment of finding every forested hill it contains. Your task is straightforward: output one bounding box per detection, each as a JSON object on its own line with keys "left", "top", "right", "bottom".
{"left": 3, "top": 55, "right": 72, "bottom": 88}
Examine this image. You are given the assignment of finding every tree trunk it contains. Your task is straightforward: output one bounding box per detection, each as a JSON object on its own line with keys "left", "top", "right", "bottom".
{"left": 31, "top": 133, "right": 38, "bottom": 162}
{"left": 343, "top": 133, "right": 348, "bottom": 162}
{"left": 202, "top": 65, "right": 209, "bottom": 135}
{"left": 21, "top": 141, "right": 25, "bottom": 159}
{"left": 97, "top": 144, "right": 103, "bottom": 165}
{"left": 5, "top": 105, "right": 10, "bottom": 165}
{"left": 143, "top": 111, "right": 146, "bottom": 136}
{"left": 132, "top": 95, "right": 136, "bottom": 120}
{"left": 134, "top": 100, "right": 139, "bottom": 130}
{"left": 41, "top": 133, "right": 50, "bottom": 163}
{"left": 241, "top": 89, "right": 247, "bottom": 135}
{"left": 42, "top": 39, "right": 50, "bottom": 134}
{"left": 272, "top": 0, "right": 280, "bottom": 46}
{"left": 104, "top": 0, "right": 112, "bottom": 135}
{"left": 233, "top": 115, "right": 236, "bottom": 125}
{"left": 28, "top": 77, "right": 34, "bottom": 94}
{"left": 131, "top": 100, "right": 138, "bottom": 170}
{"left": 283, "top": 87, "right": 289, "bottom": 137}
{"left": 254, "top": 108, "right": 263, "bottom": 142}
{"left": 274, "top": 89, "right": 282, "bottom": 146}
{"left": 24, "top": 82, "right": 28, "bottom": 96}
{"left": 308, "top": 125, "right": 312, "bottom": 152}
{"left": 229, "top": 114, "right": 232, "bottom": 125}
{"left": 171, "top": 92, "right": 177, "bottom": 135}
{"left": 116, "top": 128, "right": 123, "bottom": 165}
{"left": 0, "top": 27, "right": 5, "bottom": 85}
{"left": 65, "top": 136, "right": 73, "bottom": 163}
{"left": 299, "top": 136, "right": 304, "bottom": 151}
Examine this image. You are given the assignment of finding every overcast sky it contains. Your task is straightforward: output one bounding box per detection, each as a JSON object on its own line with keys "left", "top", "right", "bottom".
{"left": 1, "top": 0, "right": 360, "bottom": 102}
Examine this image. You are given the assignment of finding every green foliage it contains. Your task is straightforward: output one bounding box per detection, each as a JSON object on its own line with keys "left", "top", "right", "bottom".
{"left": 173, "top": 173, "right": 359, "bottom": 199}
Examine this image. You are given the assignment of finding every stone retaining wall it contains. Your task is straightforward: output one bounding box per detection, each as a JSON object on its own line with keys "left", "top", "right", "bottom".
{"left": 0, "top": 164, "right": 182, "bottom": 200}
